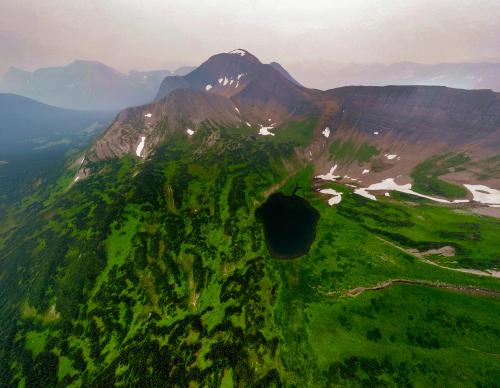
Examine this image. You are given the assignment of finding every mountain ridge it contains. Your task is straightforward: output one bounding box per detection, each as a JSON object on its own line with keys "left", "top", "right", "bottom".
{"left": 0, "top": 61, "right": 193, "bottom": 111}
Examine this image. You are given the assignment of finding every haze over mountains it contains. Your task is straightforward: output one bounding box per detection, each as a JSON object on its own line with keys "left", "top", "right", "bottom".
{"left": 3, "top": 57, "right": 500, "bottom": 114}
{"left": 0, "top": 61, "right": 195, "bottom": 111}
{"left": 287, "top": 61, "right": 500, "bottom": 92}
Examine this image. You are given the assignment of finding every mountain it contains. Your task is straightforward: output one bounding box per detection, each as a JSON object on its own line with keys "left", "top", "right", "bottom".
{"left": 155, "top": 49, "right": 301, "bottom": 100}
{"left": 88, "top": 52, "right": 312, "bottom": 163}
{"left": 1, "top": 50, "right": 500, "bottom": 387}
{"left": 289, "top": 61, "right": 500, "bottom": 91}
{"left": 0, "top": 61, "right": 188, "bottom": 111}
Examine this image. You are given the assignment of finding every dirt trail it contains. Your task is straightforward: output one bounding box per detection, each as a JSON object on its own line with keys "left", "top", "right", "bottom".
{"left": 344, "top": 278, "right": 500, "bottom": 298}
{"left": 376, "top": 236, "right": 500, "bottom": 279}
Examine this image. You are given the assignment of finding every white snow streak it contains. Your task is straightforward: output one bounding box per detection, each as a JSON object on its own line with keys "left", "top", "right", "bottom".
{"left": 205, "top": 84, "right": 212, "bottom": 91}
{"left": 135, "top": 136, "right": 146, "bottom": 158}
{"left": 464, "top": 184, "right": 500, "bottom": 205}
{"left": 354, "top": 188, "right": 377, "bottom": 201}
{"left": 319, "top": 188, "right": 343, "bottom": 205}
{"left": 355, "top": 178, "right": 450, "bottom": 203}
{"left": 322, "top": 127, "right": 330, "bottom": 138}
{"left": 316, "top": 165, "right": 340, "bottom": 181}
{"left": 186, "top": 128, "right": 195, "bottom": 136}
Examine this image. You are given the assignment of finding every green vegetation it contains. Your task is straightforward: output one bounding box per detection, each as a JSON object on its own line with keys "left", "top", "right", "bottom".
{"left": 270, "top": 118, "right": 317, "bottom": 146}
{"left": 411, "top": 153, "right": 470, "bottom": 199}
{"left": 472, "top": 153, "right": 500, "bottom": 180}
{"left": 329, "top": 138, "right": 380, "bottom": 165}
{"left": 0, "top": 125, "right": 499, "bottom": 387}
{"left": 334, "top": 189, "right": 500, "bottom": 270}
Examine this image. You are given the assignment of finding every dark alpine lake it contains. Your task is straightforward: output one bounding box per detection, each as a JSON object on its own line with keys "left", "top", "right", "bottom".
{"left": 256, "top": 191, "right": 320, "bottom": 259}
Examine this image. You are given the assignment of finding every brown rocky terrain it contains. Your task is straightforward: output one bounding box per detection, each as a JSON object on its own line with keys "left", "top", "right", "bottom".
{"left": 83, "top": 50, "right": 500, "bottom": 194}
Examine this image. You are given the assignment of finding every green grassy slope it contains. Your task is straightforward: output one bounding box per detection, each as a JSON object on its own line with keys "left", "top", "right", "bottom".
{"left": 0, "top": 123, "right": 499, "bottom": 387}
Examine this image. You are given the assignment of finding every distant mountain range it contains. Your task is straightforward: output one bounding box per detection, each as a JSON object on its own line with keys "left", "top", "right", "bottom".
{"left": 3, "top": 58, "right": 499, "bottom": 113}
{"left": 288, "top": 61, "right": 500, "bottom": 91}
{"left": 0, "top": 61, "right": 195, "bottom": 111}
{"left": 0, "top": 93, "right": 113, "bottom": 156}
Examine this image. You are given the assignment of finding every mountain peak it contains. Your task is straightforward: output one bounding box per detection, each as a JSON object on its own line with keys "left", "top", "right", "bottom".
{"left": 228, "top": 49, "right": 250, "bottom": 57}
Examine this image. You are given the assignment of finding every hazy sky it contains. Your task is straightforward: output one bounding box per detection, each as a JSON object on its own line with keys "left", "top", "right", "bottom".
{"left": 1, "top": 0, "right": 499, "bottom": 75}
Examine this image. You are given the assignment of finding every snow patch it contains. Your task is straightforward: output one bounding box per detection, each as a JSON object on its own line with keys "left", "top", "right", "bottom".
{"left": 385, "top": 154, "right": 397, "bottom": 160}
{"left": 245, "top": 122, "right": 251, "bottom": 127}
{"left": 354, "top": 188, "right": 377, "bottom": 201}
{"left": 322, "top": 127, "right": 330, "bottom": 138}
{"left": 464, "top": 184, "right": 500, "bottom": 205}
{"left": 223, "top": 77, "right": 229, "bottom": 86}
{"left": 373, "top": 131, "right": 379, "bottom": 135}
{"left": 73, "top": 176, "right": 80, "bottom": 183}
{"left": 229, "top": 49, "right": 247, "bottom": 56}
{"left": 362, "top": 169, "right": 370, "bottom": 175}
{"left": 205, "top": 84, "right": 212, "bottom": 91}
{"left": 135, "top": 136, "right": 146, "bottom": 158}
{"left": 234, "top": 107, "right": 240, "bottom": 114}
{"left": 384, "top": 192, "right": 390, "bottom": 197}
{"left": 316, "top": 165, "right": 340, "bottom": 181}
{"left": 186, "top": 128, "right": 195, "bottom": 136}
{"left": 355, "top": 178, "right": 450, "bottom": 203}
{"left": 258, "top": 124, "right": 276, "bottom": 136}
{"left": 144, "top": 113, "right": 152, "bottom": 118}
{"left": 319, "top": 188, "right": 343, "bottom": 205}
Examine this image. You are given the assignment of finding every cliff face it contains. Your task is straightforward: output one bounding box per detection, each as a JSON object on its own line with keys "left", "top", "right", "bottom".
{"left": 328, "top": 86, "right": 500, "bottom": 140}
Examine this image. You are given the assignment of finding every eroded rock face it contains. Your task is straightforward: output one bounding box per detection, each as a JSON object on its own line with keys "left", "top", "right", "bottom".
{"left": 83, "top": 50, "right": 500, "bottom": 190}
{"left": 327, "top": 85, "right": 500, "bottom": 148}
{"left": 85, "top": 89, "right": 243, "bottom": 162}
